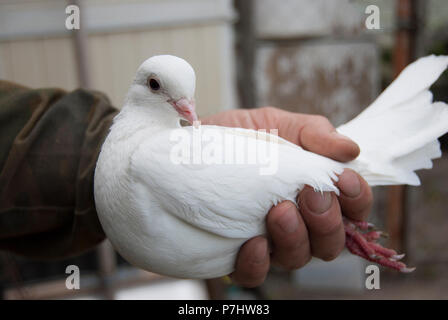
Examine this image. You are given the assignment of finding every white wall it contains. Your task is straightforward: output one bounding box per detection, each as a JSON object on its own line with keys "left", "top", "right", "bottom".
{"left": 0, "top": 0, "right": 237, "bottom": 116}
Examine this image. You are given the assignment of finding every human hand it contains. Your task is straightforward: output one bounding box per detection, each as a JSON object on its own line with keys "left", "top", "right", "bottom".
{"left": 201, "top": 107, "right": 373, "bottom": 287}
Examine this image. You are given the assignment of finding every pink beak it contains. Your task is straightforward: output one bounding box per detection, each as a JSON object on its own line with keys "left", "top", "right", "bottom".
{"left": 169, "top": 98, "right": 197, "bottom": 124}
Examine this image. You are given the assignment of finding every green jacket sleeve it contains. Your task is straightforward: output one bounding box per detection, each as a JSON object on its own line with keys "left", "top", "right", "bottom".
{"left": 0, "top": 80, "right": 118, "bottom": 259}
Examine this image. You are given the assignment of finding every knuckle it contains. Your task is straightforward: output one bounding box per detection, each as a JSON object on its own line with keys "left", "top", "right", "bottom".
{"left": 311, "top": 114, "right": 331, "bottom": 126}
{"left": 261, "top": 106, "right": 276, "bottom": 113}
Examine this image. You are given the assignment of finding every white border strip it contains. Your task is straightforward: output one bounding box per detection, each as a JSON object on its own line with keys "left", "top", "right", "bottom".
{"left": 0, "top": 0, "right": 236, "bottom": 41}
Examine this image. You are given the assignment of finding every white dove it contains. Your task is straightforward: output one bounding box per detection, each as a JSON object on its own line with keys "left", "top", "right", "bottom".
{"left": 94, "top": 54, "right": 448, "bottom": 279}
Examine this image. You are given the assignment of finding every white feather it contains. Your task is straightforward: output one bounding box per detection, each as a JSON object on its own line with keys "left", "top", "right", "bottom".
{"left": 94, "top": 55, "right": 448, "bottom": 279}
{"left": 339, "top": 55, "right": 448, "bottom": 186}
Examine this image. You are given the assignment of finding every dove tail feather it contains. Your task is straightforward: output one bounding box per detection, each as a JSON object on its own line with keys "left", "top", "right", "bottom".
{"left": 337, "top": 55, "right": 448, "bottom": 186}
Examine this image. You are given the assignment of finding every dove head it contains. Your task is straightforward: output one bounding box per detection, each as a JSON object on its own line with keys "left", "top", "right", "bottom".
{"left": 126, "top": 55, "right": 197, "bottom": 125}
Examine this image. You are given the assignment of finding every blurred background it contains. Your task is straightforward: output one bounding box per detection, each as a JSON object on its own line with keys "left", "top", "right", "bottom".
{"left": 0, "top": 0, "right": 447, "bottom": 299}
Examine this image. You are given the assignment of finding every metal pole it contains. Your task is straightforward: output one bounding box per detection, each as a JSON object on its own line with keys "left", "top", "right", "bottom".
{"left": 387, "top": 0, "right": 418, "bottom": 254}
{"left": 71, "top": 0, "right": 91, "bottom": 89}
{"left": 234, "top": 0, "right": 256, "bottom": 108}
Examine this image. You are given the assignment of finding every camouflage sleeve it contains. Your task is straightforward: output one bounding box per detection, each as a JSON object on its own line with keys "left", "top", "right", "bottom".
{"left": 0, "top": 80, "right": 118, "bottom": 259}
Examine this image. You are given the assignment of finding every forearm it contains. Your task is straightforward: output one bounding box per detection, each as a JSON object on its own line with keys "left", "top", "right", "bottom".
{"left": 0, "top": 80, "right": 118, "bottom": 259}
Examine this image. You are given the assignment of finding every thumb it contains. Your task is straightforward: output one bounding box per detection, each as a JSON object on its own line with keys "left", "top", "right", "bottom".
{"left": 299, "top": 116, "right": 360, "bottom": 162}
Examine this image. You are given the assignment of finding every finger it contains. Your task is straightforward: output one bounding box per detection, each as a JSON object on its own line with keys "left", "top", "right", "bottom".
{"left": 298, "top": 187, "right": 345, "bottom": 261}
{"left": 336, "top": 169, "right": 373, "bottom": 221}
{"left": 230, "top": 236, "right": 270, "bottom": 288}
{"left": 299, "top": 115, "right": 360, "bottom": 162}
{"left": 266, "top": 201, "right": 311, "bottom": 270}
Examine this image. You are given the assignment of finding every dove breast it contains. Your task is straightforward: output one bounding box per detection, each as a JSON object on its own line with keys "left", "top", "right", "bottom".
{"left": 95, "top": 123, "right": 343, "bottom": 279}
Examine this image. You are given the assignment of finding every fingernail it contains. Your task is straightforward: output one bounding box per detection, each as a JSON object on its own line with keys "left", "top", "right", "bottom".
{"left": 253, "top": 239, "right": 268, "bottom": 264}
{"left": 305, "top": 191, "right": 332, "bottom": 214}
{"left": 339, "top": 170, "right": 361, "bottom": 198}
{"left": 277, "top": 205, "right": 299, "bottom": 234}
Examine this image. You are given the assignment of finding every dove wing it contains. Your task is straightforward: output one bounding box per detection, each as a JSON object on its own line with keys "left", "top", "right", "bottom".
{"left": 130, "top": 125, "right": 343, "bottom": 239}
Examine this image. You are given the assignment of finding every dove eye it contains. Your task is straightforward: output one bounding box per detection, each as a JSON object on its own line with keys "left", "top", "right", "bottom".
{"left": 148, "top": 78, "right": 161, "bottom": 91}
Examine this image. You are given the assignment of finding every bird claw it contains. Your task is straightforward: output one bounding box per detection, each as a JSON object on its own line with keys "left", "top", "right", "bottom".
{"left": 400, "top": 267, "right": 416, "bottom": 273}
{"left": 344, "top": 218, "right": 415, "bottom": 273}
{"left": 390, "top": 253, "right": 406, "bottom": 261}
{"left": 345, "top": 218, "right": 375, "bottom": 231}
{"left": 379, "top": 231, "right": 389, "bottom": 239}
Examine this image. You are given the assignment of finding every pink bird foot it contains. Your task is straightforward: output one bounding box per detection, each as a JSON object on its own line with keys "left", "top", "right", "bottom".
{"left": 343, "top": 217, "right": 415, "bottom": 273}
